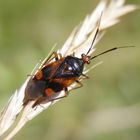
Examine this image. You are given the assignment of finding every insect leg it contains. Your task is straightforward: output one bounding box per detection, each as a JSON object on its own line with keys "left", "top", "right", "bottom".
{"left": 70, "top": 80, "right": 83, "bottom": 91}
{"left": 43, "top": 51, "right": 59, "bottom": 65}
{"left": 42, "top": 51, "right": 63, "bottom": 67}
{"left": 32, "top": 96, "right": 47, "bottom": 108}
{"left": 49, "top": 88, "right": 69, "bottom": 101}
{"left": 72, "top": 52, "right": 75, "bottom": 57}
{"left": 53, "top": 52, "right": 63, "bottom": 61}
{"left": 81, "top": 73, "right": 89, "bottom": 79}
{"left": 57, "top": 53, "right": 63, "bottom": 59}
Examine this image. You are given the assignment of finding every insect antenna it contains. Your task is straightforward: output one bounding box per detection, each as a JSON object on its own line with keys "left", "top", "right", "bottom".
{"left": 90, "top": 46, "right": 135, "bottom": 60}
{"left": 86, "top": 12, "right": 103, "bottom": 56}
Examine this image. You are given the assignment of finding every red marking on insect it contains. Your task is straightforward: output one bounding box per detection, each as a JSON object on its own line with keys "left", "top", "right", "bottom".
{"left": 23, "top": 15, "right": 134, "bottom": 108}
{"left": 35, "top": 70, "right": 43, "bottom": 80}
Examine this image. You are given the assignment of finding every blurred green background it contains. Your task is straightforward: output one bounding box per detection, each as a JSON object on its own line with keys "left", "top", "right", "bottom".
{"left": 0, "top": 0, "right": 140, "bottom": 140}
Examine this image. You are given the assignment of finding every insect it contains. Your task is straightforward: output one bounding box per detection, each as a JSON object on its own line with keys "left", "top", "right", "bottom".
{"left": 23, "top": 17, "right": 133, "bottom": 108}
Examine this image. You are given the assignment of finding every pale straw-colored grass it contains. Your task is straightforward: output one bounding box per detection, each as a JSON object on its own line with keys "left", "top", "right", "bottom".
{"left": 0, "top": 0, "right": 137, "bottom": 140}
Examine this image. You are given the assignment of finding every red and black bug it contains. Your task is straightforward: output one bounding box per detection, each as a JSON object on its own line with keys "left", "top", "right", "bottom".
{"left": 23, "top": 19, "right": 100, "bottom": 107}
{"left": 23, "top": 17, "right": 133, "bottom": 108}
